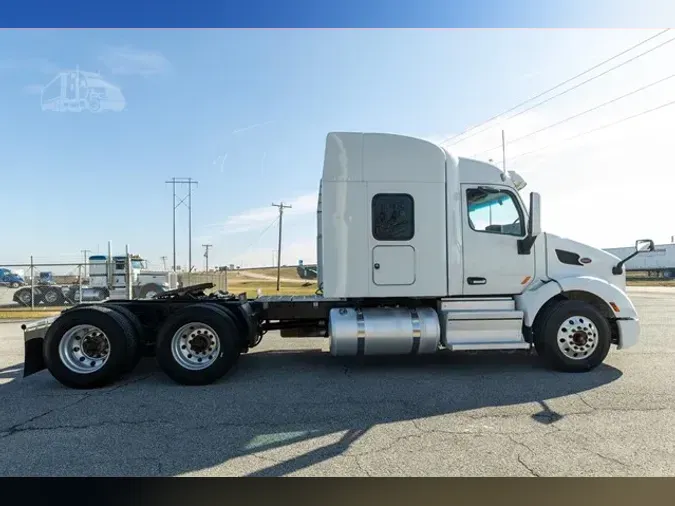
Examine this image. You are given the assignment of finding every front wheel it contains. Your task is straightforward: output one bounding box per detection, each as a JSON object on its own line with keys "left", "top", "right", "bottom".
{"left": 534, "top": 300, "right": 611, "bottom": 372}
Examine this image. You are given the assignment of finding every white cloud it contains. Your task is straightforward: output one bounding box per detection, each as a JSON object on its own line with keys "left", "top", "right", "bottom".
{"left": 98, "top": 45, "right": 171, "bottom": 76}
{"left": 219, "top": 192, "right": 318, "bottom": 235}
{"left": 229, "top": 237, "right": 316, "bottom": 268}
{"left": 22, "top": 84, "right": 44, "bottom": 95}
{"left": 232, "top": 120, "right": 274, "bottom": 135}
{"left": 0, "top": 58, "right": 59, "bottom": 74}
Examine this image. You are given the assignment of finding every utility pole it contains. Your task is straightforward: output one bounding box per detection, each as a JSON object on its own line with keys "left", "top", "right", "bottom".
{"left": 160, "top": 256, "right": 168, "bottom": 270}
{"left": 202, "top": 244, "right": 212, "bottom": 272}
{"left": 272, "top": 202, "right": 292, "bottom": 291}
{"left": 165, "top": 177, "right": 198, "bottom": 272}
{"left": 81, "top": 249, "right": 91, "bottom": 278}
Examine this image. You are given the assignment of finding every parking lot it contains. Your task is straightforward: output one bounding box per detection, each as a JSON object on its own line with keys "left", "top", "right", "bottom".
{"left": 0, "top": 286, "right": 673, "bottom": 477}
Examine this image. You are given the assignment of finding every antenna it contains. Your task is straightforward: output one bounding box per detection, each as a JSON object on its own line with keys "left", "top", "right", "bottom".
{"left": 501, "top": 129, "right": 507, "bottom": 180}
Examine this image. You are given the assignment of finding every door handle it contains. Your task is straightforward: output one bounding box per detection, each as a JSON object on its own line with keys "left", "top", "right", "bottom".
{"left": 467, "top": 277, "right": 486, "bottom": 285}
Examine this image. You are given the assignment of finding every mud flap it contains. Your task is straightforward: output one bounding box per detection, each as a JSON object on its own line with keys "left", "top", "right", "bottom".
{"left": 24, "top": 338, "right": 45, "bottom": 377}
{"left": 21, "top": 316, "right": 57, "bottom": 377}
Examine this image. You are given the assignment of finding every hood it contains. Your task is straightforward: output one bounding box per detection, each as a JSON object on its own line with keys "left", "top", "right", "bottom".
{"left": 544, "top": 232, "right": 625, "bottom": 289}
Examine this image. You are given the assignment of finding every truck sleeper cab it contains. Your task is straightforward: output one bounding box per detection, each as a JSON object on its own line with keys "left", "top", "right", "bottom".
{"left": 20, "top": 132, "right": 650, "bottom": 389}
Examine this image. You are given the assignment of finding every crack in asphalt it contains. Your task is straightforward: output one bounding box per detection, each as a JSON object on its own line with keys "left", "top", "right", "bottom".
{"left": 0, "top": 394, "right": 91, "bottom": 439}
{"left": 0, "top": 373, "right": 155, "bottom": 439}
{"left": 2, "top": 418, "right": 170, "bottom": 436}
{"left": 353, "top": 455, "right": 373, "bottom": 476}
{"left": 517, "top": 454, "right": 541, "bottom": 477}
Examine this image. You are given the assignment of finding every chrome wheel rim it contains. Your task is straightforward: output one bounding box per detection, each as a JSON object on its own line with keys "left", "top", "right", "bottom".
{"left": 171, "top": 322, "right": 221, "bottom": 371}
{"left": 19, "top": 292, "right": 31, "bottom": 304}
{"left": 557, "top": 316, "right": 599, "bottom": 360}
{"left": 145, "top": 291, "right": 157, "bottom": 299}
{"left": 45, "top": 291, "right": 58, "bottom": 303}
{"left": 58, "top": 325, "right": 111, "bottom": 374}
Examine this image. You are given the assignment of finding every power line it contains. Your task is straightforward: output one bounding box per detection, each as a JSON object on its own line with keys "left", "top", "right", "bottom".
{"left": 440, "top": 29, "right": 672, "bottom": 147}
{"left": 508, "top": 97, "right": 675, "bottom": 163}
{"left": 230, "top": 217, "right": 279, "bottom": 264}
{"left": 472, "top": 72, "right": 675, "bottom": 158}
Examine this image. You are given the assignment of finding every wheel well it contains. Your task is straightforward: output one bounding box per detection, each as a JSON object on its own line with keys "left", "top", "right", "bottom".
{"left": 531, "top": 290, "right": 618, "bottom": 344}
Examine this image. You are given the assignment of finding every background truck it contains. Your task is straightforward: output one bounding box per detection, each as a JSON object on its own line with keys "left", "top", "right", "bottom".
{"left": 21, "top": 132, "right": 651, "bottom": 390}
{"left": 603, "top": 242, "right": 675, "bottom": 278}
{"left": 13, "top": 254, "right": 178, "bottom": 307}
{"left": 0, "top": 267, "right": 25, "bottom": 288}
{"left": 296, "top": 260, "right": 318, "bottom": 280}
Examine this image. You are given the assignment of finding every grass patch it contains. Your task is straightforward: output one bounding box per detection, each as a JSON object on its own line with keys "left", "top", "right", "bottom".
{"left": 226, "top": 278, "right": 317, "bottom": 298}
{"left": 0, "top": 308, "right": 64, "bottom": 320}
{"left": 627, "top": 279, "right": 675, "bottom": 287}
{"left": 245, "top": 266, "right": 305, "bottom": 280}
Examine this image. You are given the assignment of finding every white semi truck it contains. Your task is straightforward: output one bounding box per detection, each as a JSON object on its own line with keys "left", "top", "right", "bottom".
{"left": 21, "top": 132, "right": 652, "bottom": 389}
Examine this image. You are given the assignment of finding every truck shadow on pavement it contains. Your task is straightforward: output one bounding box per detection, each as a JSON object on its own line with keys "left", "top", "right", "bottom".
{"left": 0, "top": 348, "right": 623, "bottom": 477}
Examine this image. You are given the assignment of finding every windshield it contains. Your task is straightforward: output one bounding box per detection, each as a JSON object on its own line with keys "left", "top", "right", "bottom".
{"left": 131, "top": 260, "right": 145, "bottom": 269}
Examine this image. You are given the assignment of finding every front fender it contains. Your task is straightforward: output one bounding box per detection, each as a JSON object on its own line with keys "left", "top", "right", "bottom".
{"left": 556, "top": 276, "right": 638, "bottom": 320}
{"left": 517, "top": 276, "right": 639, "bottom": 349}
{"left": 515, "top": 280, "right": 562, "bottom": 327}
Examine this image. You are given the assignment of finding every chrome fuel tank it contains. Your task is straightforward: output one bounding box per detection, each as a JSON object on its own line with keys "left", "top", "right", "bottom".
{"left": 328, "top": 306, "right": 440, "bottom": 356}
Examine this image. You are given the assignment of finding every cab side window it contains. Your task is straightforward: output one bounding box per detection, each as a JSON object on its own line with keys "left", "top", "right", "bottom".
{"left": 466, "top": 188, "right": 525, "bottom": 237}
{"left": 372, "top": 193, "right": 415, "bottom": 241}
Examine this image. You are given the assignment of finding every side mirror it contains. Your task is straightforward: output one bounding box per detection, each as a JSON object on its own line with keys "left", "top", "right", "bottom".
{"left": 528, "top": 192, "right": 541, "bottom": 237}
{"left": 612, "top": 238, "right": 656, "bottom": 274}
{"left": 518, "top": 192, "right": 541, "bottom": 255}
{"left": 635, "top": 239, "right": 655, "bottom": 253}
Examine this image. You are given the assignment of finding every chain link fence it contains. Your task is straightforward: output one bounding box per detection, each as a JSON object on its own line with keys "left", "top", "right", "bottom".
{"left": 0, "top": 257, "right": 228, "bottom": 311}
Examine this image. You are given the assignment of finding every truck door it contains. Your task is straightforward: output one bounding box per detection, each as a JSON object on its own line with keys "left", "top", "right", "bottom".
{"left": 461, "top": 184, "right": 535, "bottom": 296}
{"left": 367, "top": 183, "right": 447, "bottom": 297}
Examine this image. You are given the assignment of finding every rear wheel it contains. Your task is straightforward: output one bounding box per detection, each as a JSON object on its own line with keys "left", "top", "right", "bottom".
{"left": 14, "top": 288, "right": 34, "bottom": 307}
{"left": 155, "top": 304, "right": 243, "bottom": 385}
{"left": 534, "top": 300, "right": 611, "bottom": 372}
{"left": 42, "top": 287, "right": 64, "bottom": 306}
{"left": 43, "top": 306, "right": 138, "bottom": 389}
{"left": 102, "top": 304, "right": 145, "bottom": 373}
{"left": 140, "top": 283, "right": 163, "bottom": 299}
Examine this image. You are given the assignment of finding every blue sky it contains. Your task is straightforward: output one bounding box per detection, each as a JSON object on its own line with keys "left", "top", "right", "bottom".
{"left": 2, "top": 28, "right": 675, "bottom": 269}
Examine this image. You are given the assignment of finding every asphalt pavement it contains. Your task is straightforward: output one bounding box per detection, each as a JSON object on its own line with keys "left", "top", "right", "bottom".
{"left": 0, "top": 287, "right": 673, "bottom": 476}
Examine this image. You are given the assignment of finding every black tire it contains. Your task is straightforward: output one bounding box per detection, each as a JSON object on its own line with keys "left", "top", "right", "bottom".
{"left": 534, "top": 300, "right": 611, "bottom": 372}
{"left": 42, "top": 287, "right": 64, "bottom": 306}
{"left": 102, "top": 304, "right": 145, "bottom": 373}
{"left": 155, "top": 303, "right": 243, "bottom": 386}
{"left": 43, "top": 306, "right": 138, "bottom": 389}
{"left": 140, "top": 283, "right": 163, "bottom": 299}
{"left": 532, "top": 297, "right": 563, "bottom": 357}
{"left": 14, "top": 288, "right": 34, "bottom": 307}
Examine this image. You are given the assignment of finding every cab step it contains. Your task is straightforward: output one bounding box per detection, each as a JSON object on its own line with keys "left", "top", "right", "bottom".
{"left": 437, "top": 298, "right": 529, "bottom": 351}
